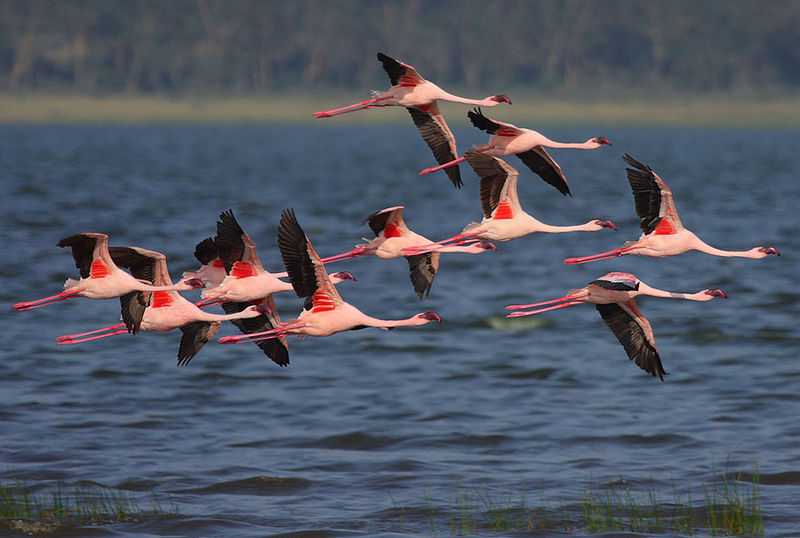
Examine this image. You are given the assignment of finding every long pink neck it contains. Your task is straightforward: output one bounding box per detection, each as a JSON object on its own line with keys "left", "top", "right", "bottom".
{"left": 692, "top": 239, "right": 762, "bottom": 258}
{"left": 637, "top": 283, "right": 710, "bottom": 301}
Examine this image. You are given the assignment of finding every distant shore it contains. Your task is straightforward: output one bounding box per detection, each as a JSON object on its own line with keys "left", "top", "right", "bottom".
{"left": 1, "top": 93, "right": 799, "bottom": 127}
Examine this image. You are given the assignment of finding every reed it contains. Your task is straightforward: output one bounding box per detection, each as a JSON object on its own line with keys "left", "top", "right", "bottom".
{"left": 0, "top": 479, "right": 176, "bottom": 526}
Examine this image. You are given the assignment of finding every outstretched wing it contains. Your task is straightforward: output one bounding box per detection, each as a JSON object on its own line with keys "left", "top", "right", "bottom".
{"left": 363, "top": 206, "right": 407, "bottom": 238}
{"left": 465, "top": 151, "right": 521, "bottom": 220}
{"left": 221, "top": 298, "right": 289, "bottom": 367}
{"left": 467, "top": 108, "right": 519, "bottom": 136}
{"left": 57, "top": 233, "right": 109, "bottom": 279}
{"left": 591, "top": 272, "right": 639, "bottom": 292}
{"left": 177, "top": 321, "right": 221, "bottom": 366}
{"left": 405, "top": 252, "right": 440, "bottom": 300}
{"left": 109, "top": 246, "right": 164, "bottom": 333}
{"left": 407, "top": 105, "right": 462, "bottom": 188}
{"left": 215, "top": 209, "right": 265, "bottom": 274}
{"left": 193, "top": 237, "right": 218, "bottom": 265}
{"left": 623, "top": 153, "right": 683, "bottom": 235}
{"left": 277, "top": 208, "right": 344, "bottom": 313}
{"left": 377, "top": 52, "right": 424, "bottom": 86}
{"left": 516, "top": 147, "right": 570, "bottom": 196}
{"left": 595, "top": 301, "right": 665, "bottom": 381}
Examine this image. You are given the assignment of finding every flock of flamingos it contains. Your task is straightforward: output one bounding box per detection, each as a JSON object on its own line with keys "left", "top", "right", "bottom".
{"left": 14, "top": 53, "right": 780, "bottom": 381}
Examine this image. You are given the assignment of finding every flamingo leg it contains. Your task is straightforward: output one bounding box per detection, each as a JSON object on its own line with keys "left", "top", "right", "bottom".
{"left": 218, "top": 323, "right": 295, "bottom": 344}
{"left": 13, "top": 289, "right": 83, "bottom": 311}
{"left": 57, "top": 323, "right": 129, "bottom": 345}
{"left": 506, "top": 292, "right": 588, "bottom": 310}
{"left": 320, "top": 247, "right": 370, "bottom": 264}
{"left": 506, "top": 301, "right": 584, "bottom": 318}
{"left": 313, "top": 99, "right": 381, "bottom": 118}
{"left": 563, "top": 248, "right": 625, "bottom": 265}
{"left": 195, "top": 298, "right": 223, "bottom": 307}
{"left": 419, "top": 155, "right": 467, "bottom": 175}
{"left": 403, "top": 232, "right": 483, "bottom": 254}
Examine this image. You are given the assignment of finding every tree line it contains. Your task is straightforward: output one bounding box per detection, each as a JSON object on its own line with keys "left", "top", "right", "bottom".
{"left": 2, "top": 0, "right": 798, "bottom": 96}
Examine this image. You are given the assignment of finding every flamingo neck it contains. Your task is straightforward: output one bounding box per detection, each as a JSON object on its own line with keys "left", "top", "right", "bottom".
{"left": 691, "top": 239, "right": 763, "bottom": 258}
{"left": 637, "top": 283, "right": 710, "bottom": 301}
{"left": 437, "top": 91, "right": 499, "bottom": 107}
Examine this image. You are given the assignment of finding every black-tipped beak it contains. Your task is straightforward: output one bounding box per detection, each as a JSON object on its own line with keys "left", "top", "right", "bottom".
{"left": 332, "top": 271, "right": 357, "bottom": 281}
{"left": 706, "top": 289, "right": 727, "bottom": 298}
{"left": 493, "top": 95, "right": 512, "bottom": 105}
{"left": 760, "top": 246, "right": 780, "bottom": 256}
{"left": 421, "top": 311, "right": 443, "bottom": 322}
{"left": 477, "top": 241, "right": 497, "bottom": 251}
{"left": 598, "top": 219, "right": 617, "bottom": 231}
{"left": 184, "top": 278, "right": 204, "bottom": 289}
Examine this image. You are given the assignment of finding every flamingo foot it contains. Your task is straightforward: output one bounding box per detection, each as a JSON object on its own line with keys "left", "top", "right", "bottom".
{"left": 506, "top": 301, "right": 584, "bottom": 317}
{"left": 312, "top": 99, "right": 379, "bottom": 118}
{"left": 14, "top": 289, "right": 83, "bottom": 311}
{"left": 564, "top": 248, "right": 624, "bottom": 264}
{"left": 419, "top": 156, "right": 466, "bottom": 175}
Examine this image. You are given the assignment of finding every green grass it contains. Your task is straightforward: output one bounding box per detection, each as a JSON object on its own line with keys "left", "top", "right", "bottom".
{"left": 412, "top": 463, "right": 763, "bottom": 536}
{"left": 1, "top": 92, "right": 799, "bottom": 127}
{"left": 0, "top": 479, "right": 177, "bottom": 530}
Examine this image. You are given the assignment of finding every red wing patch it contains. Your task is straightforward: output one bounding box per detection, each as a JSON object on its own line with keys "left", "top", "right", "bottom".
{"left": 89, "top": 259, "right": 112, "bottom": 279}
{"left": 150, "top": 291, "right": 174, "bottom": 308}
{"left": 311, "top": 290, "right": 337, "bottom": 313}
{"left": 399, "top": 75, "right": 419, "bottom": 87}
{"left": 382, "top": 222, "right": 404, "bottom": 238}
{"left": 496, "top": 128, "right": 519, "bottom": 138}
{"left": 492, "top": 200, "right": 515, "bottom": 220}
{"left": 653, "top": 218, "right": 677, "bottom": 235}
{"left": 231, "top": 261, "right": 257, "bottom": 278}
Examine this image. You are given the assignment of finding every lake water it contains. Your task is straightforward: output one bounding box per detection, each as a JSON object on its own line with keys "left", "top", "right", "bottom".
{"left": 1, "top": 122, "right": 798, "bottom": 536}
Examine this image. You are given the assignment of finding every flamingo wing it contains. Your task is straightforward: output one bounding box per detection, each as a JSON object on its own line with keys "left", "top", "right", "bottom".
{"left": 215, "top": 209, "right": 265, "bottom": 273}
{"left": 221, "top": 298, "right": 289, "bottom": 367}
{"left": 57, "top": 233, "right": 109, "bottom": 278}
{"left": 363, "top": 206, "right": 407, "bottom": 238}
{"left": 595, "top": 300, "right": 665, "bottom": 381}
{"left": 193, "top": 237, "right": 218, "bottom": 265}
{"left": 465, "top": 151, "right": 521, "bottom": 219}
{"left": 109, "top": 246, "right": 161, "bottom": 333}
{"left": 516, "top": 147, "right": 570, "bottom": 196}
{"left": 590, "top": 272, "right": 639, "bottom": 292}
{"left": 467, "top": 107, "right": 519, "bottom": 136}
{"left": 377, "top": 52, "right": 423, "bottom": 86}
{"left": 277, "top": 208, "right": 344, "bottom": 309}
{"left": 407, "top": 104, "right": 462, "bottom": 188}
{"left": 405, "top": 252, "right": 440, "bottom": 300}
{"left": 623, "top": 153, "right": 683, "bottom": 235}
{"left": 177, "top": 320, "right": 221, "bottom": 366}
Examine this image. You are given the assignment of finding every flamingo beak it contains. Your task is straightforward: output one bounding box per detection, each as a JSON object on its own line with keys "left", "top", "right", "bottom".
{"left": 595, "top": 137, "right": 612, "bottom": 146}
{"left": 421, "top": 311, "right": 443, "bottom": 323}
{"left": 597, "top": 219, "right": 617, "bottom": 230}
{"left": 759, "top": 246, "right": 780, "bottom": 256}
{"left": 331, "top": 271, "right": 357, "bottom": 281}
{"left": 254, "top": 303, "right": 273, "bottom": 315}
{"left": 705, "top": 289, "right": 727, "bottom": 298}
{"left": 493, "top": 95, "right": 512, "bottom": 105}
{"left": 477, "top": 241, "right": 497, "bottom": 251}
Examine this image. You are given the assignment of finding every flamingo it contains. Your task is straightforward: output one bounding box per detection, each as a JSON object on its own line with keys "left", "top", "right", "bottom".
{"left": 505, "top": 272, "right": 728, "bottom": 381}
{"left": 313, "top": 53, "right": 511, "bottom": 188}
{"left": 218, "top": 209, "right": 442, "bottom": 345}
{"left": 564, "top": 154, "right": 780, "bottom": 264}
{"left": 196, "top": 210, "right": 355, "bottom": 306}
{"left": 420, "top": 108, "right": 611, "bottom": 196}
{"left": 319, "top": 206, "right": 497, "bottom": 299}
{"left": 55, "top": 247, "right": 286, "bottom": 366}
{"left": 13, "top": 233, "right": 202, "bottom": 333}
{"left": 406, "top": 151, "right": 615, "bottom": 254}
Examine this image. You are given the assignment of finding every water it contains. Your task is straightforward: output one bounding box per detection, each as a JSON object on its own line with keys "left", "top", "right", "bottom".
{"left": 1, "top": 122, "right": 798, "bottom": 536}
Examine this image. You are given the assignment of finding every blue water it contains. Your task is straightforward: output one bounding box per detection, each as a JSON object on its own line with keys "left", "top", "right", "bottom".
{"left": 1, "top": 122, "right": 798, "bottom": 536}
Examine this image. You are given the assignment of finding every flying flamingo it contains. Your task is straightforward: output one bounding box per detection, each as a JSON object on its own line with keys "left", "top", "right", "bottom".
{"left": 406, "top": 151, "right": 615, "bottom": 254}
{"left": 181, "top": 237, "right": 228, "bottom": 291}
{"left": 313, "top": 53, "right": 511, "bottom": 188}
{"left": 196, "top": 210, "right": 355, "bottom": 306}
{"left": 55, "top": 247, "right": 285, "bottom": 366}
{"left": 564, "top": 154, "right": 780, "bottom": 264}
{"left": 419, "top": 108, "right": 611, "bottom": 196}
{"left": 505, "top": 272, "right": 728, "bottom": 381}
{"left": 13, "top": 233, "right": 201, "bottom": 332}
{"left": 319, "top": 206, "right": 497, "bottom": 299}
{"left": 218, "top": 209, "right": 442, "bottom": 346}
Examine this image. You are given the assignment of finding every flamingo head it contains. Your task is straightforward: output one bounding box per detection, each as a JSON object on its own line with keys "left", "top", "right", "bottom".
{"left": 184, "top": 278, "right": 204, "bottom": 289}
{"left": 491, "top": 94, "right": 512, "bottom": 105}
{"left": 704, "top": 289, "right": 727, "bottom": 299}
{"left": 476, "top": 241, "right": 497, "bottom": 251}
{"left": 330, "top": 271, "right": 357, "bottom": 282}
{"left": 419, "top": 311, "right": 443, "bottom": 323}
{"left": 591, "top": 137, "right": 612, "bottom": 147}
{"left": 253, "top": 302, "right": 274, "bottom": 315}
{"left": 757, "top": 246, "right": 780, "bottom": 256}
{"left": 596, "top": 219, "right": 617, "bottom": 231}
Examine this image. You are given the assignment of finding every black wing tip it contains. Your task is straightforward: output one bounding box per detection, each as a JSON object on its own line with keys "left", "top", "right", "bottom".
{"left": 622, "top": 153, "right": 651, "bottom": 172}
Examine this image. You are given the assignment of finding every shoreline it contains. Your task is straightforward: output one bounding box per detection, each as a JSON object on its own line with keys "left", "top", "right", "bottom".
{"left": 1, "top": 93, "right": 799, "bottom": 127}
